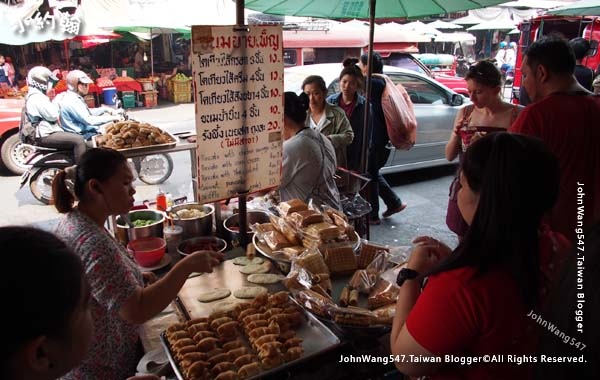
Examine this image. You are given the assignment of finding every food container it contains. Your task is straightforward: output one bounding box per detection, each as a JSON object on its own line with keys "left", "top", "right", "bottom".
{"left": 168, "top": 203, "right": 214, "bottom": 240}
{"left": 127, "top": 237, "right": 166, "bottom": 267}
{"left": 163, "top": 225, "right": 183, "bottom": 259}
{"left": 177, "top": 236, "right": 227, "bottom": 257}
{"left": 223, "top": 210, "right": 271, "bottom": 244}
{"left": 116, "top": 210, "right": 165, "bottom": 245}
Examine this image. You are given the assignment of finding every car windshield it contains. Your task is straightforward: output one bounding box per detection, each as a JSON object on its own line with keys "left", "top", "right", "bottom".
{"left": 384, "top": 55, "right": 427, "bottom": 75}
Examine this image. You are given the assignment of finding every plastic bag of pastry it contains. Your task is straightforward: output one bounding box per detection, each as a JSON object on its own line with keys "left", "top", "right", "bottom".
{"left": 322, "top": 246, "right": 357, "bottom": 275}
{"left": 295, "top": 248, "right": 330, "bottom": 275}
{"left": 373, "top": 303, "right": 396, "bottom": 325}
{"left": 270, "top": 216, "right": 301, "bottom": 246}
{"left": 357, "top": 240, "right": 390, "bottom": 269}
{"left": 365, "top": 250, "right": 390, "bottom": 277}
{"left": 322, "top": 205, "right": 349, "bottom": 228}
{"left": 348, "top": 269, "right": 377, "bottom": 294}
{"left": 302, "top": 221, "right": 341, "bottom": 242}
{"left": 367, "top": 278, "right": 400, "bottom": 309}
{"left": 288, "top": 209, "right": 324, "bottom": 229}
{"left": 329, "top": 305, "right": 376, "bottom": 327}
{"left": 263, "top": 230, "right": 293, "bottom": 251}
{"left": 294, "top": 289, "right": 335, "bottom": 318}
{"left": 387, "top": 245, "right": 412, "bottom": 265}
{"left": 251, "top": 222, "right": 275, "bottom": 244}
{"left": 278, "top": 199, "right": 308, "bottom": 217}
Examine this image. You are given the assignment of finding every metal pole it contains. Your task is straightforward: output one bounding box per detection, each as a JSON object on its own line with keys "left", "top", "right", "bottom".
{"left": 360, "top": 0, "right": 376, "bottom": 175}
{"left": 150, "top": 28, "right": 154, "bottom": 78}
{"left": 236, "top": 0, "right": 249, "bottom": 248}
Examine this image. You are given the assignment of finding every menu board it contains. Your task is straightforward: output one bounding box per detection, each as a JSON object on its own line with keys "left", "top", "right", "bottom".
{"left": 191, "top": 25, "right": 284, "bottom": 204}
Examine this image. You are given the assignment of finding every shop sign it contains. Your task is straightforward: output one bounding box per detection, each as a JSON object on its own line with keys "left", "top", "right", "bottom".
{"left": 192, "top": 25, "right": 284, "bottom": 204}
{"left": 7, "top": 0, "right": 82, "bottom": 36}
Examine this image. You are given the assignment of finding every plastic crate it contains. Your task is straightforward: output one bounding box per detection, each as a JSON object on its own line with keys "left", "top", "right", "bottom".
{"left": 171, "top": 91, "right": 191, "bottom": 103}
{"left": 172, "top": 79, "right": 191, "bottom": 93}
{"left": 122, "top": 91, "right": 136, "bottom": 108}
{"left": 141, "top": 91, "right": 158, "bottom": 108}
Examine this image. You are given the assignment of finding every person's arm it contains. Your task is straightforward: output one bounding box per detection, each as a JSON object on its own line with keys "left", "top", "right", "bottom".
{"left": 390, "top": 243, "right": 445, "bottom": 375}
{"left": 280, "top": 140, "right": 298, "bottom": 189}
{"left": 445, "top": 107, "right": 464, "bottom": 161}
{"left": 119, "top": 250, "right": 222, "bottom": 324}
{"left": 326, "top": 107, "right": 354, "bottom": 149}
{"left": 35, "top": 96, "right": 60, "bottom": 122}
{"left": 66, "top": 97, "right": 119, "bottom": 128}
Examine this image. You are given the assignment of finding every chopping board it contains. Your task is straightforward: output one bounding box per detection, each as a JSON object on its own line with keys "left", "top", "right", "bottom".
{"left": 177, "top": 258, "right": 285, "bottom": 319}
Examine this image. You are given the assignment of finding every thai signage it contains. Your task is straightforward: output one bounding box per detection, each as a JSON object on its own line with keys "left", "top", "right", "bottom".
{"left": 192, "top": 25, "right": 284, "bottom": 204}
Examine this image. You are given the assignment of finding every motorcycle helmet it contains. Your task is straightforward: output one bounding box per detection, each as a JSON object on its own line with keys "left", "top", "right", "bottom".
{"left": 66, "top": 70, "right": 93, "bottom": 91}
{"left": 509, "top": 42, "right": 517, "bottom": 49}
{"left": 27, "top": 66, "right": 58, "bottom": 92}
{"left": 499, "top": 41, "right": 508, "bottom": 49}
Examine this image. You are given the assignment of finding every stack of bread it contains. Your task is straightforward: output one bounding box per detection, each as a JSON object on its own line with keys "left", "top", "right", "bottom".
{"left": 164, "top": 291, "right": 304, "bottom": 380}
{"left": 253, "top": 199, "right": 358, "bottom": 262}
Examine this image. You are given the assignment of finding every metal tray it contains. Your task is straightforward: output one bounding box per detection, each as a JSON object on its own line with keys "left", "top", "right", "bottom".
{"left": 92, "top": 128, "right": 178, "bottom": 155}
{"left": 167, "top": 259, "right": 341, "bottom": 380}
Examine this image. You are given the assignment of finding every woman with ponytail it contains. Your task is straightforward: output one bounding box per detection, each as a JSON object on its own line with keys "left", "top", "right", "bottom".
{"left": 52, "top": 148, "right": 223, "bottom": 380}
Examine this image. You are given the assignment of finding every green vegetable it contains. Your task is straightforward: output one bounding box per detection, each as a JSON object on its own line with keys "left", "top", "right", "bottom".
{"left": 132, "top": 219, "right": 155, "bottom": 227}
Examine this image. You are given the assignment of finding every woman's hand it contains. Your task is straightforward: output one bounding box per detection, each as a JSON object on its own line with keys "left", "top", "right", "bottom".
{"left": 182, "top": 250, "right": 224, "bottom": 274}
{"left": 408, "top": 236, "right": 453, "bottom": 273}
{"left": 142, "top": 272, "right": 158, "bottom": 285}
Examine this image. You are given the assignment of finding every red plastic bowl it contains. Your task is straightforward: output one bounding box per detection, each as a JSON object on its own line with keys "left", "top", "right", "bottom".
{"left": 127, "top": 237, "right": 166, "bottom": 267}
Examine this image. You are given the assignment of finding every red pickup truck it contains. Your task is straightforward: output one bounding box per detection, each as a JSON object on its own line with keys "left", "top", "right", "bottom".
{"left": 381, "top": 52, "right": 469, "bottom": 97}
{"left": 0, "top": 98, "right": 31, "bottom": 175}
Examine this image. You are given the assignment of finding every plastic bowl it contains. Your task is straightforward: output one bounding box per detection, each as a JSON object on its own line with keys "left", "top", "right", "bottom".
{"left": 177, "top": 236, "right": 227, "bottom": 257}
{"left": 127, "top": 237, "right": 166, "bottom": 267}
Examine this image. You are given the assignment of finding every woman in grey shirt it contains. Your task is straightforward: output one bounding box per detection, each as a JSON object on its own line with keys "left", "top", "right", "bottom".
{"left": 280, "top": 92, "right": 341, "bottom": 210}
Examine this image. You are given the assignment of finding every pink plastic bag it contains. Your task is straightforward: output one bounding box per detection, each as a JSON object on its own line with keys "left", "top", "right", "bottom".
{"left": 374, "top": 74, "right": 417, "bottom": 150}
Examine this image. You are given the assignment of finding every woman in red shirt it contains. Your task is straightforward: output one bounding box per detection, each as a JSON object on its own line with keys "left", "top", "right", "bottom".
{"left": 390, "top": 133, "right": 560, "bottom": 379}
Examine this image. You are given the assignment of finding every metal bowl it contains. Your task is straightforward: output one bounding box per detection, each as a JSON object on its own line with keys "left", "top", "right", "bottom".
{"left": 177, "top": 236, "right": 227, "bottom": 257}
{"left": 168, "top": 203, "right": 214, "bottom": 240}
{"left": 223, "top": 211, "right": 271, "bottom": 245}
{"left": 116, "top": 210, "right": 165, "bottom": 245}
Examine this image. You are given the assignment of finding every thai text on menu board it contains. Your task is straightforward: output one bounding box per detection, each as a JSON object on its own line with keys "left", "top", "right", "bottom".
{"left": 192, "top": 25, "right": 284, "bottom": 204}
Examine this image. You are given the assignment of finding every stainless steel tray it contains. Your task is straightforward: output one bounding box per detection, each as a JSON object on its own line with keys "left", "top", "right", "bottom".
{"left": 92, "top": 128, "right": 178, "bottom": 155}
{"left": 166, "top": 259, "right": 341, "bottom": 380}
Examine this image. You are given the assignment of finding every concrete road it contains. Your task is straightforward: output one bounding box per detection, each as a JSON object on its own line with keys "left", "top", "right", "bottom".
{"left": 0, "top": 101, "right": 459, "bottom": 250}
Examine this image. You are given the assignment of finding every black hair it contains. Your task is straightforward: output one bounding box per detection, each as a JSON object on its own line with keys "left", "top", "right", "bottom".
{"left": 465, "top": 60, "right": 502, "bottom": 88}
{"left": 284, "top": 91, "right": 309, "bottom": 124}
{"left": 360, "top": 51, "right": 383, "bottom": 74}
{"left": 430, "top": 133, "right": 560, "bottom": 308}
{"left": 301, "top": 75, "right": 327, "bottom": 93}
{"left": 537, "top": 223, "right": 600, "bottom": 379}
{"left": 569, "top": 37, "right": 590, "bottom": 61}
{"left": 524, "top": 35, "right": 575, "bottom": 76}
{"left": 339, "top": 57, "right": 364, "bottom": 85}
{"left": 0, "top": 226, "right": 85, "bottom": 377}
{"left": 53, "top": 148, "right": 127, "bottom": 213}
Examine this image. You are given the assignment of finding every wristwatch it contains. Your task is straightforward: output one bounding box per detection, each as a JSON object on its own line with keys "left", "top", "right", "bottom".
{"left": 396, "top": 268, "right": 419, "bottom": 287}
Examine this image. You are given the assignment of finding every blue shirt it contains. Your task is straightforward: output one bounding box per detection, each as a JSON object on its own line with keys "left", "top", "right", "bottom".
{"left": 54, "top": 90, "right": 116, "bottom": 139}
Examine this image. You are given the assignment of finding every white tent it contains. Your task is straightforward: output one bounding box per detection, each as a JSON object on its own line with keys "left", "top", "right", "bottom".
{"left": 434, "top": 31, "right": 477, "bottom": 42}
{"left": 428, "top": 20, "right": 464, "bottom": 30}
{"left": 467, "top": 19, "right": 518, "bottom": 31}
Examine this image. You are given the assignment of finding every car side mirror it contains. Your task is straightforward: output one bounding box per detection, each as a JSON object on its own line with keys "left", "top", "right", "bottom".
{"left": 451, "top": 94, "right": 464, "bottom": 106}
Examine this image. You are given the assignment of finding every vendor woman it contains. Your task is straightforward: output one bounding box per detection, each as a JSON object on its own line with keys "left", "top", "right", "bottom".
{"left": 280, "top": 91, "right": 341, "bottom": 210}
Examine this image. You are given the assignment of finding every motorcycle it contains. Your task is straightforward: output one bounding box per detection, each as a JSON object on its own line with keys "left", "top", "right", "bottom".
{"left": 20, "top": 106, "right": 174, "bottom": 205}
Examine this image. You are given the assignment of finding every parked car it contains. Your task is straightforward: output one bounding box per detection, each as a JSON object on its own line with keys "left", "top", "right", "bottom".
{"left": 0, "top": 97, "right": 32, "bottom": 175}
{"left": 284, "top": 63, "right": 469, "bottom": 174}
{"left": 382, "top": 52, "right": 469, "bottom": 97}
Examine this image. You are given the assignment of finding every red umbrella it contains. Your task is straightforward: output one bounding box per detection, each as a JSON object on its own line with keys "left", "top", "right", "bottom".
{"left": 71, "top": 31, "right": 122, "bottom": 48}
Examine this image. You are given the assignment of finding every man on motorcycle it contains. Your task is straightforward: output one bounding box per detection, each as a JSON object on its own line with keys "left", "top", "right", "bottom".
{"left": 54, "top": 70, "right": 122, "bottom": 140}
{"left": 26, "top": 66, "right": 88, "bottom": 163}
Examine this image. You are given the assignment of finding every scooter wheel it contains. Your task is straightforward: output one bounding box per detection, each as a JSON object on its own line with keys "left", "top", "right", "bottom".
{"left": 30, "top": 167, "right": 61, "bottom": 205}
{"left": 135, "top": 153, "right": 174, "bottom": 185}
